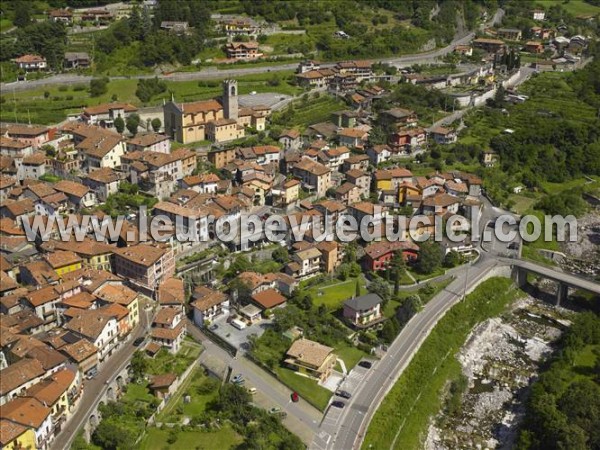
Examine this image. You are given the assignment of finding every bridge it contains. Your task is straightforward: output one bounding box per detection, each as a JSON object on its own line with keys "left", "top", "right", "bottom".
{"left": 510, "top": 258, "right": 600, "bottom": 305}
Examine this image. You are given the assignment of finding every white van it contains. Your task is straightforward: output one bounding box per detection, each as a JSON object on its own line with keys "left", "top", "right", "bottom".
{"left": 231, "top": 319, "right": 247, "bottom": 330}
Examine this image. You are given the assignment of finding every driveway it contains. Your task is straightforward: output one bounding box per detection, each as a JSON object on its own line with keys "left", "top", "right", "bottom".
{"left": 211, "top": 313, "right": 273, "bottom": 350}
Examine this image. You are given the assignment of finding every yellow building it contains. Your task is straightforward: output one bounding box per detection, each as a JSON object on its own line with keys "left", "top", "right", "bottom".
{"left": 43, "top": 250, "right": 83, "bottom": 276}
{"left": 374, "top": 171, "right": 392, "bottom": 191}
{"left": 25, "top": 367, "right": 80, "bottom": 425}
{"left": 398, "top": 183, "right": 422, "bottom": 204}
{"left": 163, "top": 80, "right": 270, "bottom": 144}
{"left": 0, "top": 420, "right": 37, "bottom": 450}
{"left": 283, "top": 179, "right": 300, "bottom": 205}
{"left": 94, "top": 283, "right": 140, "bottom": 329}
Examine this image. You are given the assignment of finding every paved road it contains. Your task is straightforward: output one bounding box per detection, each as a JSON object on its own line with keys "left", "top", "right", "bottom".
{"left": 312, "top": 254, "right": 499, "bottom": 450}
{"left": 1, "top": 11, "right": 504, "bottom": 94}
{"left": 52, "top": 303, "right": 153, "bottom": 450}
{"left": 186, "top": 322, "right": 322, "bottom": 445}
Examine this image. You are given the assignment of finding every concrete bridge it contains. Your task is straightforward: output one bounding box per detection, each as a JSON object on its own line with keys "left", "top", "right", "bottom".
{"left": 511, "top": 259, "right": 600, "bottom": 305}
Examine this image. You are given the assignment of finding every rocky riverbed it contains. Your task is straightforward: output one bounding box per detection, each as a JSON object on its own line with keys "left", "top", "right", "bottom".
{"left": 424, "top": 296, "right": 571, "bottom": 450}
{"left": 561, "top": 210, "right": 600, "bottom": 278}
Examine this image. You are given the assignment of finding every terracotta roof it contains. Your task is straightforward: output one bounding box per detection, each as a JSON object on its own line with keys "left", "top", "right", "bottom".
{"left": 94, "top": 283, "right": 137, "bottom": 306}
{"left": 345, "top": 169, "right": 368, "bottom": 180}
{"left": 422, "top": 193, "right": 461, "bottom": 207}
{"left": 64, "top": 309, "right": 116, "bottom": 340}
{"left": 53, "top": 180, "right": 90, "bottom": 198}
{"left": 179, "top": 99, "right": 223, "bottom": 115}
{"left": 151, "top": 322, "right": 184, "bottom": 341}
{"left": 83, "top": 102, "right": 137, "bottom": 116}
{"left": 251, "top": 288, "right": 286, "bottom": 309}
{"left": 115, "top": 243, "right": 168, "bottom": 267}
{"left": 237, "top": 271, "right": 267, "bottom": 290}
{"left": 294, "top": 157, "right": 330, "bottom": 176}
{"left": 280, "top": 129, "right": 300, "bottom": 139}
{"left": 2, "top": 198, "right": 35, "bottom": 217}
{"left": 445, "top": 180, "right": 468, "bottom": 193}
{"left": 0, "top": 358, "right": 45, "bottom": 396}
{"left": 286, "top": 338, "right": 334, "bottom": 368}
{"left": 86, "top": 167, "right": 121, "bottom": 184}
{"left": 364, "top": 240, "right": 419, "bottom": 259}
{"left": 158, "top": 278, "right": 185, "bottom": 306}
{"left": 43, "top": 250, "right": 82, "bottom": 269}
{"left": 153, "top": 308, "right": 179, "bottom": 326}
{"left": 14, "top": 54, "right": 46, "bottom": 64}
{"left": 0, "top": 419, "right": 29, "bottom": 446}
{"left": 0, "top": 397, "right": 51, "bottom": 429}
{"left": 99, "top": 302, "right": 129, "bottom": 321}
{"left": 25, "top": 345, "right": 68, "bottom": 371}
{"left": 388, "top": 167, "right": 413, "bottom": 178}
{"left": 336, "top": 182, "right": 357, "bottom": 195}
{"left": 150, "top": 373, "right": 177, "bottom": 389}
{"left": 60, "top": 291, "right": 95, "bottom": 309}
{"left": 126, "top": 133, "right": 168, "bottom": 147}
{"left": 338, "top": 128, "right": 366, "bottom": 139}
{"left": 23, "top": 152, "right": 47, "bottom": 166}
{"left": 24, "top": 367, "right": 76, "bottom": 406}
{"left": 60, "top": 339, "right": 97, "bottom": 363}
{"left": 6, "top": 124, "right": 48, "bottom": 137}
{"left": 23, "top": 284, "right": 60, "bottom": 307}
{"left": 190, "top": 286, "right": 227, "bottom": 313}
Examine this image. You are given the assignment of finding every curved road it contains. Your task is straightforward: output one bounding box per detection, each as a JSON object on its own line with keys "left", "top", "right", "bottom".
{"left": 1, "top": 10, "right": 504, "bottom": 93}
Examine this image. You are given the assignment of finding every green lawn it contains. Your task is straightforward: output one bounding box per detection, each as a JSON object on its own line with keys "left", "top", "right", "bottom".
{"left": 408, "top": 267, "right": 446, "bottom": 282}
{"left": 335, "top": 344, "right": 369, "bottom": 370}
{"left": 0, "top": 72, "right": 301, "bottom": 125}
{"left": 272, "top": 95, "right": 347, "bottom": 128}
{"left": 274, "top": 367, "right": 333, "bottom": 411}
{"left": 123, "top": 382, "right": 155, "bottom": 404}
{"left": 535, "top": 0, "right": 600, "bottom": 16}
{"left": 146, "top": 338, "right": 202, "bottom": 377}
{"left": 137, "top": 425, "right": 242, "bottom": 450}
{"left": 156, "top": 368, "right": 219, "bottom": 422}
{"left": 308, "top": 277, "right": 367, "bottom": 309}
{"left": 363, "top": 278, "right": 523, "bottom": 449}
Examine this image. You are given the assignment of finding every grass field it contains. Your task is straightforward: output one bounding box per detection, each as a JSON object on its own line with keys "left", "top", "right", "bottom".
{"left": 137, "top": 425, "right": 242, "bottom": 450}
{"left": 156, "top": 367, "right": 218, "bottom": 422}
{"left": 0, "top": 71, "right": 301, "bottom": 124}
{"left": 334, "top": 343, "right": 369, "bottom": 370}
{"left": 535, "top": 0, "right": 600, "bottom": 16}
{"left": 146, "top": 338, "right": 202, "bottom": 377}
{"left": 308, "top": 277, "right": 367, "bottom": 309}
{"left": 273, "top": 95, "right": 347, "bottom": 128}
{"left": 274, "top": 367, "right": 333, "bottom": 411}
{"left": 363, "top": 278, "right": 522, "bottom": 449}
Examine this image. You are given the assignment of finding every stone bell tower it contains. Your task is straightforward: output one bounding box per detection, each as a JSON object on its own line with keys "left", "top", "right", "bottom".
{"left": 222, "top": 79, "right": 238, "bottom": 120}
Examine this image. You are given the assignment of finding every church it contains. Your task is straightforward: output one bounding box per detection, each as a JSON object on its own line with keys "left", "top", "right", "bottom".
{"left": 163, "top": 80, "right": 270, "bottom": 145}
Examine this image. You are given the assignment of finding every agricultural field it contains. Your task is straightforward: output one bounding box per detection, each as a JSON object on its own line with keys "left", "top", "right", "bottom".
{"left": 0, "top": 71, "right": 301, "bottom": 125}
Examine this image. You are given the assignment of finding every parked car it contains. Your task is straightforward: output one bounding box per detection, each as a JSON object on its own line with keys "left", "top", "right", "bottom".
{"left": 232, "top": 374, "right": 244, "bottom": 384}
{"left": 133, "top": 337, "right": 145, "bottom": 347}
{"left": 209, "top": 324, "right": 218, "bottom": 331}
{"left": 358, "top": 360, "right": 373, "bottom": 369}
{"left": 248, "top": 387, "right": 257, "bottom": 395}
{"left": 291, "top": 391, "right": 299, "bottom": 402}
{"left": 268, "top": 407, "right": 282, "bottom": 414}
{"left": 336, "top": 390, "right": 351, "bottom": 399}
{"left": 331, "top": 401, "right": 345, "bottom": 409}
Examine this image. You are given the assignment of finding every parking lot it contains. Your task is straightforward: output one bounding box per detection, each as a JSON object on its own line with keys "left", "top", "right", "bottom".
{"left": 210, "top": 313, "right": 273, "bottom": 350}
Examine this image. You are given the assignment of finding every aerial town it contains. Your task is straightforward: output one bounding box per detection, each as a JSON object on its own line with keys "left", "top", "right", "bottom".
{"left": 0, "top": 1, "right": 599, "bottom": 450}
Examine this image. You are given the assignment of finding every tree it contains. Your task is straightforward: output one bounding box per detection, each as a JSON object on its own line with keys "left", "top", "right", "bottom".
{"left": 114, "top": 116, "right": 125, "bottom": 134}
{"left": 415, "top": 241, "right": 444, "bottom": 274}
{"left": 355, "top": 278, "right": 361, "bottom": 297}
{"left": 290, "top": 290, "right": 312, "bottom": 310}
{"left": 397, "top": 294, "right": 422, "bottom": 324}
{"left": 444, "top": 250, "right": 462, "bottom": 268}
{"left": 14, "top": 0, "right": 32, "bottom": 28}
{"left": 389, "top": 251, "right": 407, "bottom": 295}
{"left": 151, "top": 118, "right": 162, "bottom": 132}
{"left": 272, "top": 246, "right": 289, "bottom": 264}
{"left": 380, "top": 317, "right": 400, "bottom": 343}
{"left": 368, "top": 278, "right": 391, "bottom": 303}
{"left": 129, "top": 351, "right": 147, "bottom": 382}
{"left": 126, "top": 114, "right": 140, "bottom": 136}
{"left": 92, "top": 419, "right": 137, "bottom": 450}
{"left": 90, "top": 77, "right": 109, "bottom": 97}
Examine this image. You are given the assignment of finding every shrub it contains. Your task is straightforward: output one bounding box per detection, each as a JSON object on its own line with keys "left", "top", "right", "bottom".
{"left": 58, "top": 85, "right": 68, "bottom": 92}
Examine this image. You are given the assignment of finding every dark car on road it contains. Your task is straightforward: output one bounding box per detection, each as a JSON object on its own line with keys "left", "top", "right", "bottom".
{"left": 336, "top": 390, "right": 351, "bottom": 399}
{"left": 331, "top": 401, "right": 345, "bottom": 408}
{"left": 133, "top": 337, "right": 144, "bottom": 347}
{"left": 358, "top": 360, "right": 373, "bottom": 369}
